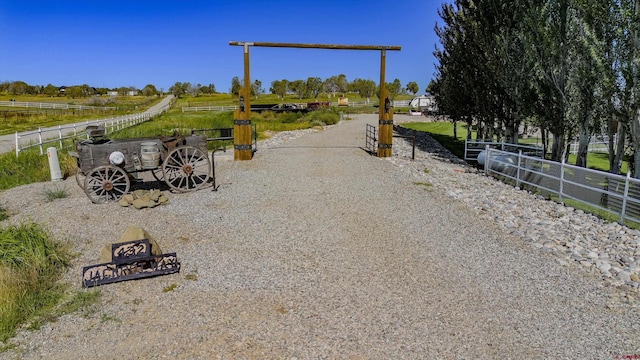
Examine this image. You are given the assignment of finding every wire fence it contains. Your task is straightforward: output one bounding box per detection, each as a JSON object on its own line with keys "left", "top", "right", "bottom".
{"left": 484, "top": 147, "right": 640, "bottom": 225}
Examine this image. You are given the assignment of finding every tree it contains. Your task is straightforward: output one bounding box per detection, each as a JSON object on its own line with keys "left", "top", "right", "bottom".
{"left": 620, "top": 0, "right": 640, "bottom": 176}
{"left": 189, "top": 83, "right": 201, "bottom": 97}
{"left": 336, "top": 74, "right": 348, "bottom": 94}
{"left": 230, "top": 76, "right": 241, "bottom": 97}
{"left": 43, "top": 84, "right": 59, "bottom": 97}
{"left": 8, "top": 81, "right": 28, "bottom": 95}
{"left": 65, "top": 85, "right": 85, "bottom": 98}
{"left": 306, "top": 77, "right": 323, "bottom": 101}
{"left": 289, "top": 79, "right": 306, "bottom": 99}
{"left": 251, "top": 79, "right": 263, "bottom": 99}
{"left": 323, "top": 76, "right": 338, "bottom": 97}
{"left": 169, "top": 82, "right": 186, "bottom": 97}
{"left": 270, "top": 79, "right": 289, "bottom": 100}
{"left": 349, "top": 78, "right": 377, "bottom": 103}
{"left": 142, "top": 84, "right": 158, "bottom": 97}
{"left": 406, "top": 81, "right": 419, "bottom": 95}
{"left": 386, "top": 78, "right": 402, "bottom": 100}
{"left": 199, "top": 83, "right": 216, "bottom": 95}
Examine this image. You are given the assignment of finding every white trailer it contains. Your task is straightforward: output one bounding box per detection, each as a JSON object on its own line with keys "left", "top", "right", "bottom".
{"left": 409, "top": 95, "right": 436, "bottom": 116}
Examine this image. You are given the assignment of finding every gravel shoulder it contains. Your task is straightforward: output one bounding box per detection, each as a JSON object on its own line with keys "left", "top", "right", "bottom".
{"left": 1, "top": 114, "right": 639, "bottom": 359}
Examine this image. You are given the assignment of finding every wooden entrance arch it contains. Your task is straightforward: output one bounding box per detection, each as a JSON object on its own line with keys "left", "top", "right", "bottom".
{"left": 229, "top": 41, "right": 401, "bottom": 160}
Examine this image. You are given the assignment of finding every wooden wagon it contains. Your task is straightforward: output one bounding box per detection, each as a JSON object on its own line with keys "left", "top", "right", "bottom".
{"left": 69, "top": 126, "right": 211, "bottom": 203}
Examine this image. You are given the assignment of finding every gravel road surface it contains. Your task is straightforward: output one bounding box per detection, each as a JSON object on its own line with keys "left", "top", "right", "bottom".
{"left": 0, "top": 114, "right": 639, "bottom": 359}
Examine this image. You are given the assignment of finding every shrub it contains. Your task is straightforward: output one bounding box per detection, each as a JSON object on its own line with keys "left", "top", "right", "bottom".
{"left": 305, "top": 109, "right": 340, "bottom": 126}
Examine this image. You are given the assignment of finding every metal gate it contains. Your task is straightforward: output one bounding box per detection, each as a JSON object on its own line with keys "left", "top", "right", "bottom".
{"left": 365, "top": 124, "right": 377, "bottom": 154}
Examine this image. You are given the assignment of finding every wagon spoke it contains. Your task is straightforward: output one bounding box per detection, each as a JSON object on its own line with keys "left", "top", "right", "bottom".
{"left": 162, "top": 146, "right": 211, "bottom": 192}
{"left": 84, "top": 165, "right": 130, "bottom": 204}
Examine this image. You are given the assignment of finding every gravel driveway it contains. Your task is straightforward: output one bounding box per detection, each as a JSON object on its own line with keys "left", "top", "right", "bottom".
{"left": 0, "top": 114, "right": 639, "bottom": 359}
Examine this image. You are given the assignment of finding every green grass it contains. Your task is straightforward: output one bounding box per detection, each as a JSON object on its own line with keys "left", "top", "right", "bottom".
{"left": 0, "top": 95, "right": 162, "bottom": 136}
{"left": 109, "top": 106, "right": 341, "bottom": 143}
{"left": 0, "top": 222, "right": 73, "bottom": 342}
{"left": 402, "top": 121, "right": 467, "bottom": 159}
{"left": 42, "top": 184, "right": 69, "bottom": 202}
{"left": 174, "top": 92, "right": 414, "bottom": 108}
{"left": 0, "top": 148, "right": 77, "bottom": 191}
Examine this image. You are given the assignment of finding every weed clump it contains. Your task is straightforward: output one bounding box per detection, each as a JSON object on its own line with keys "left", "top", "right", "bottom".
{"left": 0, "top": 223, "right": 72, "bottom": 341}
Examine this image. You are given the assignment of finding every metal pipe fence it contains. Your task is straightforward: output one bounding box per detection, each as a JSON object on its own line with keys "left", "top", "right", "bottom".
{"left": 484, "top": 148, "right": 640, "bottom": 225}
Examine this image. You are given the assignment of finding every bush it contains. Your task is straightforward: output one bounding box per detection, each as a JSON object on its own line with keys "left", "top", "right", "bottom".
{"left": 280, "top": 112, "right": 301, "bottom": 123}
{"left": 305, "top": 108, "right": 340, "bottom": 126}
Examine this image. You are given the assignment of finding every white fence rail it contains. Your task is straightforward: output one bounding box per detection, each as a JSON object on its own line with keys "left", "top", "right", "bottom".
{"left": 465, "top": 139, "right": 544, "bottom": 161}
{"left": 569, "top": 134, "right": 615, "bottom": 154}
{"left": 484, "top": 148, "right": 640, "bottom": 225}
{"left": 0, "top": 100, "right": 116, "bottom": 111}
{"left": 15, "top": 114, "right": 152, "bottom": 156}
{"left": 182, "top": 105, "right": 239, "bottom": 112}
{"left": 14, "top": 97, "right": 172, "bottom": 156}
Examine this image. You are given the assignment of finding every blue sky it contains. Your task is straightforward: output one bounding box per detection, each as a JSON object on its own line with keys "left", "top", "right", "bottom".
{"left": 0, "top": 0, "right": 443, "bottom": 94}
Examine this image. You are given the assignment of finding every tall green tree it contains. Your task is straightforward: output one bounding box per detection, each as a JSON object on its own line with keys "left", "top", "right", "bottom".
{"left": 349, "top": 78, "right": 377, "bottom": 103}
{"left": 230, "top": 76, "right": 241, "bottom": 97}
{"left": 406, "top": 81, "right": 419, "bottom": 95}
{"left": 251, "top": 79, "right": 263, "bottom": 99}
{"left": 386, "top": 78, "right": 402, "bottom": 100}
{"left": 288, "top": 80, "right": 306, "bottom": 99}
{"left": 306, "top": 77, "right": 323, "bottom": 101}
{"left": 142, "top": 84, "right": 158, "bottom": 96}
{"left": 622, "top": 0, "right": 640, "bottom": 176}
{"left": 270, "top": 79, "right": 289, "bottom": 100}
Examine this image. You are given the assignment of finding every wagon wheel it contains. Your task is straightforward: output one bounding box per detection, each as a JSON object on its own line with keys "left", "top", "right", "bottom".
{"left": 75, "top": 159, "right": 86, "bottom": 189}
{"left": 75, "top": 169, "right": 86, "bottom": 189}
{"left": 162, "top": 146, "right": 211, "bottom": 192}
{"left": 84, "top": 165, "right": 130, "bottom": 203}
{"left": 151, "top": 167, "right": 164, "bottom": 182}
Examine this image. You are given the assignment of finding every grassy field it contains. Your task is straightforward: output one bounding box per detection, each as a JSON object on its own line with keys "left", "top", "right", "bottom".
{"left": 0, "top": 95, "right": 163, "bottom": 136}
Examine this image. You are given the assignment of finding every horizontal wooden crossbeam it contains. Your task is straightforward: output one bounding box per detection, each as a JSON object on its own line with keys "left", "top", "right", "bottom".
{"left": 229, "top": 41, "right": 401, "bottom": 51}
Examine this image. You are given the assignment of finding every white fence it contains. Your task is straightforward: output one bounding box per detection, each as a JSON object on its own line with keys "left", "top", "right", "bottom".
{"left": 14, "top": 97, "right": 172, "bottom": 156}
{"left": 484, "top": 148, "right": 640, "bottom": 225}
{"left": 0, "top": 100, "right": 115, "bottom": 111}
{"left": 15, "top": 114, "right": 152, "bottom": 156}
{"left": 569, "top": 135, "right": 615, "bottom": 154}
{"left": 465, "top": 139, "right": 544, "bottom": 161}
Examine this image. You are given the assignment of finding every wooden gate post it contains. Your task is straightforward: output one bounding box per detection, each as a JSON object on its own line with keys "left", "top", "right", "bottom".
{"left": 234, "top": 42, "right": 253, "bottom": 161}
{"left": 229, "top": 41, "right": 400, "bottom": 160}
{"left": 377, "top": 48, "right": 393, "bottom": 157}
